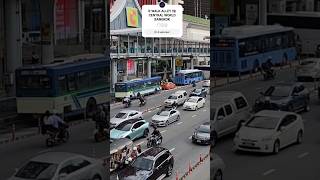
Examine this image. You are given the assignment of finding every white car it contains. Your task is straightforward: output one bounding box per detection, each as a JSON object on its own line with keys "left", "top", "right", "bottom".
{"left": 164, "top": 91, "right": 187, "bottom": 107}
{"left": 183, "top": 96, "right": 205, "bottom": 110}
{"left": 110, "top": 110, "right": 143, "bottom": 128}
{"left": 151, "top": 108, "right": 181, "bottom": 127}
{"left": 202, "top": 80, "right": 210, "bottom": 87}
{"left": 234, "top": 110, "right": 304, "bottom": 154}
{"left": 9, "top": 152, "right": 108, "bottom": 180}
{"left": 296, "top": 58, "right": 320, "bottom": 81}
{"left": 210, "top": 152, "right": 225, "bottom": 180}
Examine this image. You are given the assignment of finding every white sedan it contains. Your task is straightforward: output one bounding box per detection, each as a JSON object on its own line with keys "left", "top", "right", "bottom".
{"left": 234, "top": 110, "right": 304, "bottom": 154}
{"left": 202, "top": 80, "right": 210, "bottom": 87}
{"left": 9, "top": 152, "right": 108, "bottom": 180}
{"left": 110, "top": 110, "right": 143, "bottom": 128}
{"left": 183, "top": 96, "right": 205, "bottom": 111}
{"left": 296, "top": 58, "right": 320, "bottom": 81}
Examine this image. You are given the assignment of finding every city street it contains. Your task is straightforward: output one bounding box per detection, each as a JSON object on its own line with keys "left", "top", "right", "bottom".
{"left": 110, "top": 83, "right": 210, "bottom": 180}
{"left": 213, "top": 66, "right": 320, "bottom": 180}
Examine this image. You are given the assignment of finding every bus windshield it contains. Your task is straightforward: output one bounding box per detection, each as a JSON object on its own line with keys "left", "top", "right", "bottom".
{"left": 17, "top": 76, "right": 51, "bottom": 89}
{"left": 115, "top": 84, "right": 127, "bottom": 92}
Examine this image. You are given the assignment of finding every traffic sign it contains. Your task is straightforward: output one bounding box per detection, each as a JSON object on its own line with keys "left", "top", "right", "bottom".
{"left": 176, "top": 58, "right": 183, "bottom": 67}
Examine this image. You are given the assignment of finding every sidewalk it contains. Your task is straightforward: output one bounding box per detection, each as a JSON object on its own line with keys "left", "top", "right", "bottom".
{"left": 184, "top": 156, "right": 210, "bottom": 180}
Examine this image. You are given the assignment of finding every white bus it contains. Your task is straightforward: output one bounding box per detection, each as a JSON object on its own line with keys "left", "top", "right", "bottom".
{"left": 268, "top": 11, "right": 320, "bottom": 55}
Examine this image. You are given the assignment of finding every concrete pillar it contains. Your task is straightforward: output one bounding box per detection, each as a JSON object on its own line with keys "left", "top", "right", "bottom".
{"left": 123, "top": 59, "right": 128, "bottom": 81}
{"left": 259, "top": 0, "right": 267, "bottom": 25}
{"left": 39, "top": 0, "right": 55, "bottom": 64}
{"left": 5, "top": 0, "right": 22, "bottom": 84}
{"left": 191, "top": 57, "right": 194, "bottom": 69}
{"left": 172, "top": 57, "right": 176, "bottom": 78}
{"left": 111, "top": 59, "right": 117, "bottom": 90}
{"left": 147, "top": 59, "right": 152, "bottom": 78}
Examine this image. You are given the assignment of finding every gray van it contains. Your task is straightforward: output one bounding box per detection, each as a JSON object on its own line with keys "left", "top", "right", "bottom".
{"left": 211, "top": 91, "right": 252, "bottom": 146}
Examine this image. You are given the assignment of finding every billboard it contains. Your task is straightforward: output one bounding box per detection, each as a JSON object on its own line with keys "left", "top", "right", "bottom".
{"left": 126, "top": 7, "right": 139, "bottom": 27}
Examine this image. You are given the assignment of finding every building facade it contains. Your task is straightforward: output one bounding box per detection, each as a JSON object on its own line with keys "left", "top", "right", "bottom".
{"left": 183, "top": 0, "right": 210, "bottom": 19}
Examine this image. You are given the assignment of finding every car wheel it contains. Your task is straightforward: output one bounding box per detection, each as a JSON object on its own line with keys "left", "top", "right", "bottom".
{"left": 143, "top": 129, "right": 149, "bottom": 138}
{"left": 273, "top": 140, "right": 280, "bottom": 154}
{"left": 166, "top": 164, "right": 173, "bottom": 177}
{"left": 176, "top": 115, "right": 180, "bottom": 122}
{"left": 92, "top": 175, "right": 101, "bottom": 180}
{"left": 296, "top": 130, "right": 303, "bottom": 144}
{"left": 214, "top": 170, "right": 223, "bottom": 180}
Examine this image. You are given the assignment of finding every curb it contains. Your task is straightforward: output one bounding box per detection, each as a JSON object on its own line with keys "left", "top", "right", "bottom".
{"left": 0, "top": 119, "right": 89, "bottom": 145}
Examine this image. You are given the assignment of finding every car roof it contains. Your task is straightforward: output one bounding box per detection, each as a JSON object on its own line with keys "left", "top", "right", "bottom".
{"left": 255, "top": 110, "right": 294, "bottom": 118}
{"left": 31, "top": 152, "right": 82, "bottom": 164}
{"left": 140, "top": 147, "right": 167, "bottom": 159}
{"left": 120, "top": 119, "right": 144, "bottom": 124}
{"left": 119, "top": 110, "right": 139, "bottom": 113}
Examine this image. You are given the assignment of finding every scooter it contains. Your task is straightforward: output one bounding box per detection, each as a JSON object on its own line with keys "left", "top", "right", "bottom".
{"left": 147, "top": 135, "right": 162, "bottom": 148}
{"left": 262, "top": 69, "right": 275, "bottom": 81}
{"left": 45, "top": 126, "right": 70, "bottom": 147}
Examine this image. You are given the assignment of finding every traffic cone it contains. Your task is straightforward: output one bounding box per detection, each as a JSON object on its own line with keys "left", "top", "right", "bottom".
{"left": 176, "top": 170, "right": 179, "bottom": 180}
{"left": 188, "top": 161, "right": 192, "bottom": 174}
{"left": 199, "top": 153, "right": 202, "bottom": 163}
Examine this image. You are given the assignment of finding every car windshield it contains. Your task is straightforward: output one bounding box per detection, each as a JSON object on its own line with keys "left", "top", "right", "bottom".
{"left": 198, "top": 125, "right": 210, "bottom": 133}
{"left": 157, "top": 111, "right": 170, "bottom": 116}
{"left": 265, "top": 86, "right": 291, "bottom": 97}
{"left": 187, "top": 98, "right": 198, "bottom": 103}
{"left": 15, "top": 161, "right": 57, "bottom": 179}
{"left": 132, "top": 157, "right": 154, "bottom": 171}
{"left": 246, "top": 116, "right": 279, "bottom": 129}
{"left": 116, "top": 123, "right": 132, "bottom": 131}
{"left": 211, "top": 108, "right": 216, "bottom": 120}
{"left": 168, "top": 95, "right": 177, "bottom": 99}
{"left": 115, "top": 112, "right": 127, "bottom": 119}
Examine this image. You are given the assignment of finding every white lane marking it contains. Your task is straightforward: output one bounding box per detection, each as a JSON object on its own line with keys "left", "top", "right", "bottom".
{"left": 177, "top": 122, "right": 183, "bottom": 125}
{"left": 137, "top": 141, "right": 145, "bottom": 146}
{"left": 298, "top": 152, "right": 309, "bottom": 159}
{"left": 160, "top": 130, "right": 167, "bottom": 133}
{"left": 262, "top": 169, "right": 276, "bottom": 176}
{"left": 169, "top": 148, "right": 175, "bottom": 152}
{"left": 188, "top": 136, "right": 192, "bottom": 140}
{"left": 192, "top": 115, "right": 197, "bottom": 117}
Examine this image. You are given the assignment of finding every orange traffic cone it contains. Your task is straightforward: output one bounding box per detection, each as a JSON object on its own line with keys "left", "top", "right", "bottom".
{"left": 188, "top": 161, "right": 192, "bottom": 174}
{"left": 176, "top": 170, "right": 179, "bottom": 180}
{"left": 200, "top": 153, "right": 203, "bottom": 163}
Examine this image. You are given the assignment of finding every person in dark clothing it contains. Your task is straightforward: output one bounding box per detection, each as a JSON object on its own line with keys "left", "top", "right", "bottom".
{"left": 151, "top": 126, "right": 162, "bottom": 144}
{"left": 95, "top": 106, "right": 106, "bottom": 132}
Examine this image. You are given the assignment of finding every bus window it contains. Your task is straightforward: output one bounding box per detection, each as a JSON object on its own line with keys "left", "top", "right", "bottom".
{"left": 90, "top": 68, "right": 106, "bottom": 87}
{"left": 67, "top": 74, "right": 77, "bottom": 91}
{"left": 58, "top": 76, "right": 68, "bottom": 94}
{"left": 17, "top": 76, "right": 51, "bottom": 89}
{"left": 115, "top": 84, "right": 127, "bottom": 92}
{"left": 78, "top": 72, "right": 90, "bottom": 89}
{"left": 40, "top": 77, "right": 51, "bottom": 89}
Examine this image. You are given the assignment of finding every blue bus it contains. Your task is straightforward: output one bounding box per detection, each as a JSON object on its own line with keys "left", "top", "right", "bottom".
{"left": 114, "top": 77, "right": 162, "bottom": 99}
{"left": 16, "top": 54, "right": 109, "bottom": 117}
{"left": 174, "top": 69, "right": 204, "bottom": 85}
{"left": 212, "top": 25, "right": 297, "bottom": 73}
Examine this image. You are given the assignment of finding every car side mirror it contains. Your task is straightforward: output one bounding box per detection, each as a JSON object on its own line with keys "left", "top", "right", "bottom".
{"left": 58, "top": 173, "right": 68, "bottom": 180}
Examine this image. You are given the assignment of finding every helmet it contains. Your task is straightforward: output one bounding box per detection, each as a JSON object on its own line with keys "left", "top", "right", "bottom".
{"left": 127, "top": 157, "right": 132, "bottom": 162}
{"left": 133, "top": 147, "right": 137, "bottom": 151}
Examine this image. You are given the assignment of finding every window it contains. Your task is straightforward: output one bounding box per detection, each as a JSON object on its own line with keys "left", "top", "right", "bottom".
{"left": 217, "top": 108, "right": 225, "bottom": 117}
{"left": 17, "top": 76, "right": 51, "bottom": 89}
{"left": 59, "top": 158, "right": 90, "bottom": 175}
{"left": 224, "top": 105, "right": 233, "bottom": 115}
{"left": 133, "top": 122, "right": 144, "bottom": 129}
{"left": 90, "top": 68, "right": 107, "bottom": 87}
{"left": 234, "top": 97, "right": 248, "bottom": 110}
{"left": 155, "top": 153, "right": 167, "bottom": 168}
{"left": 67, "top": 74, "right": 77, "bottom": 91}
{"left": 78, "top": 71, "right": 90, "bottom": 89}
{"left": 198, "top": 98, "right": 203, "bottom": 102}
{"left": 58, "top": 76, "right": 68, "bottom": 94}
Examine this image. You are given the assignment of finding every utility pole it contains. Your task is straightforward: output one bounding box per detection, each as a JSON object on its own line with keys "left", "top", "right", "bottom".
{"left": 259, "top": 0, "right": 267, "bottom": 25}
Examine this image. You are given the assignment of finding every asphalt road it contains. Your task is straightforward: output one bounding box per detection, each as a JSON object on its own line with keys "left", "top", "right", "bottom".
{"left": 213, "top": 67, "right": 320, "bottom": 180}
{"left": 110, "top": 83, "right": 210, "bottom": 180}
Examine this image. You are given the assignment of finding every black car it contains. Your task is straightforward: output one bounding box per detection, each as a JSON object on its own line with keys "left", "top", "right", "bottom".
{"left": 190, "top": 88, "right": 207, "bottom": 97}
{"left": 254, "top": 82, "right": 310, "bottom": 113}
{"left": 192, "top": 122, "right": 210, "bottom": 145}
{"left": 117, "top": 147, "right": 174, "bottom": 180}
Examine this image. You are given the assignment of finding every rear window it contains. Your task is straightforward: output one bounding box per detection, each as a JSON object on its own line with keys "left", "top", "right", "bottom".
{"left": 234, "top": 96, "right": 248, "bottom": 110}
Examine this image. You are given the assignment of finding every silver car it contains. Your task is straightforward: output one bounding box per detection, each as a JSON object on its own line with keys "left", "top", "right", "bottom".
{"left": 296, "top": 58, "right": 320, "bottom": 81}
{"left": 210, "top": 151, "right": 225, "bottom": 180}
{"left": 9, "top": 152, "right": 107, "bottom": 180}
{"left": 151, "top": 108, "right": 181, "bottom": 127}
{"left": 110, "top": 110, "right": 143, "bottom": 128}
{"left": 234, "top": 110, "right": 304, "bottom": 154}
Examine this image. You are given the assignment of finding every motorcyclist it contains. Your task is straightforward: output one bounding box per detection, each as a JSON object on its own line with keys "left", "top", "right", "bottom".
{"left": 130, "top": 146, "right": 138, "bottom": 159}
{"left": 95, "top": 106, "right": 106, "bottom": 132}
{"left": 151, "top": 126, "right": 162, "bottom": 144}
{"left": 137, "top": 92, "right": 145, "bottom": 105}
{"left": 123, "top": 95, "right": 131, "bottom": 106}
{"left": 47, "top": 110, "right": 67, "bottom": 139}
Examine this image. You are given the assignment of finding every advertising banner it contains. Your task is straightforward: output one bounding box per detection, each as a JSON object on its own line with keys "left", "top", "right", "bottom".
{"left": 126, "top": 7, "right": 139, "bottom": 27}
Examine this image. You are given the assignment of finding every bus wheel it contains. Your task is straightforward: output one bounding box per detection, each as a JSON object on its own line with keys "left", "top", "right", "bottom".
{"left": 86, "top": 98, "right": 97, "bottom": 118}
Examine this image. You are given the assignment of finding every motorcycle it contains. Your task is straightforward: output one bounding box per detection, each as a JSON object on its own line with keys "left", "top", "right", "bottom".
{"left": 262, "top": 68, "right": 275, "bottom": 81}
{"left": 147, "top": 135, "right": 162, "bottom": 148}
{"left": 253, "top": 96, "right": 272, "bottom": 113}
{"left": 45, "top": 126, "right": 70, "bottom": 147}
{"left": 139, "top": 98, "right": 146, "bottom": 107}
